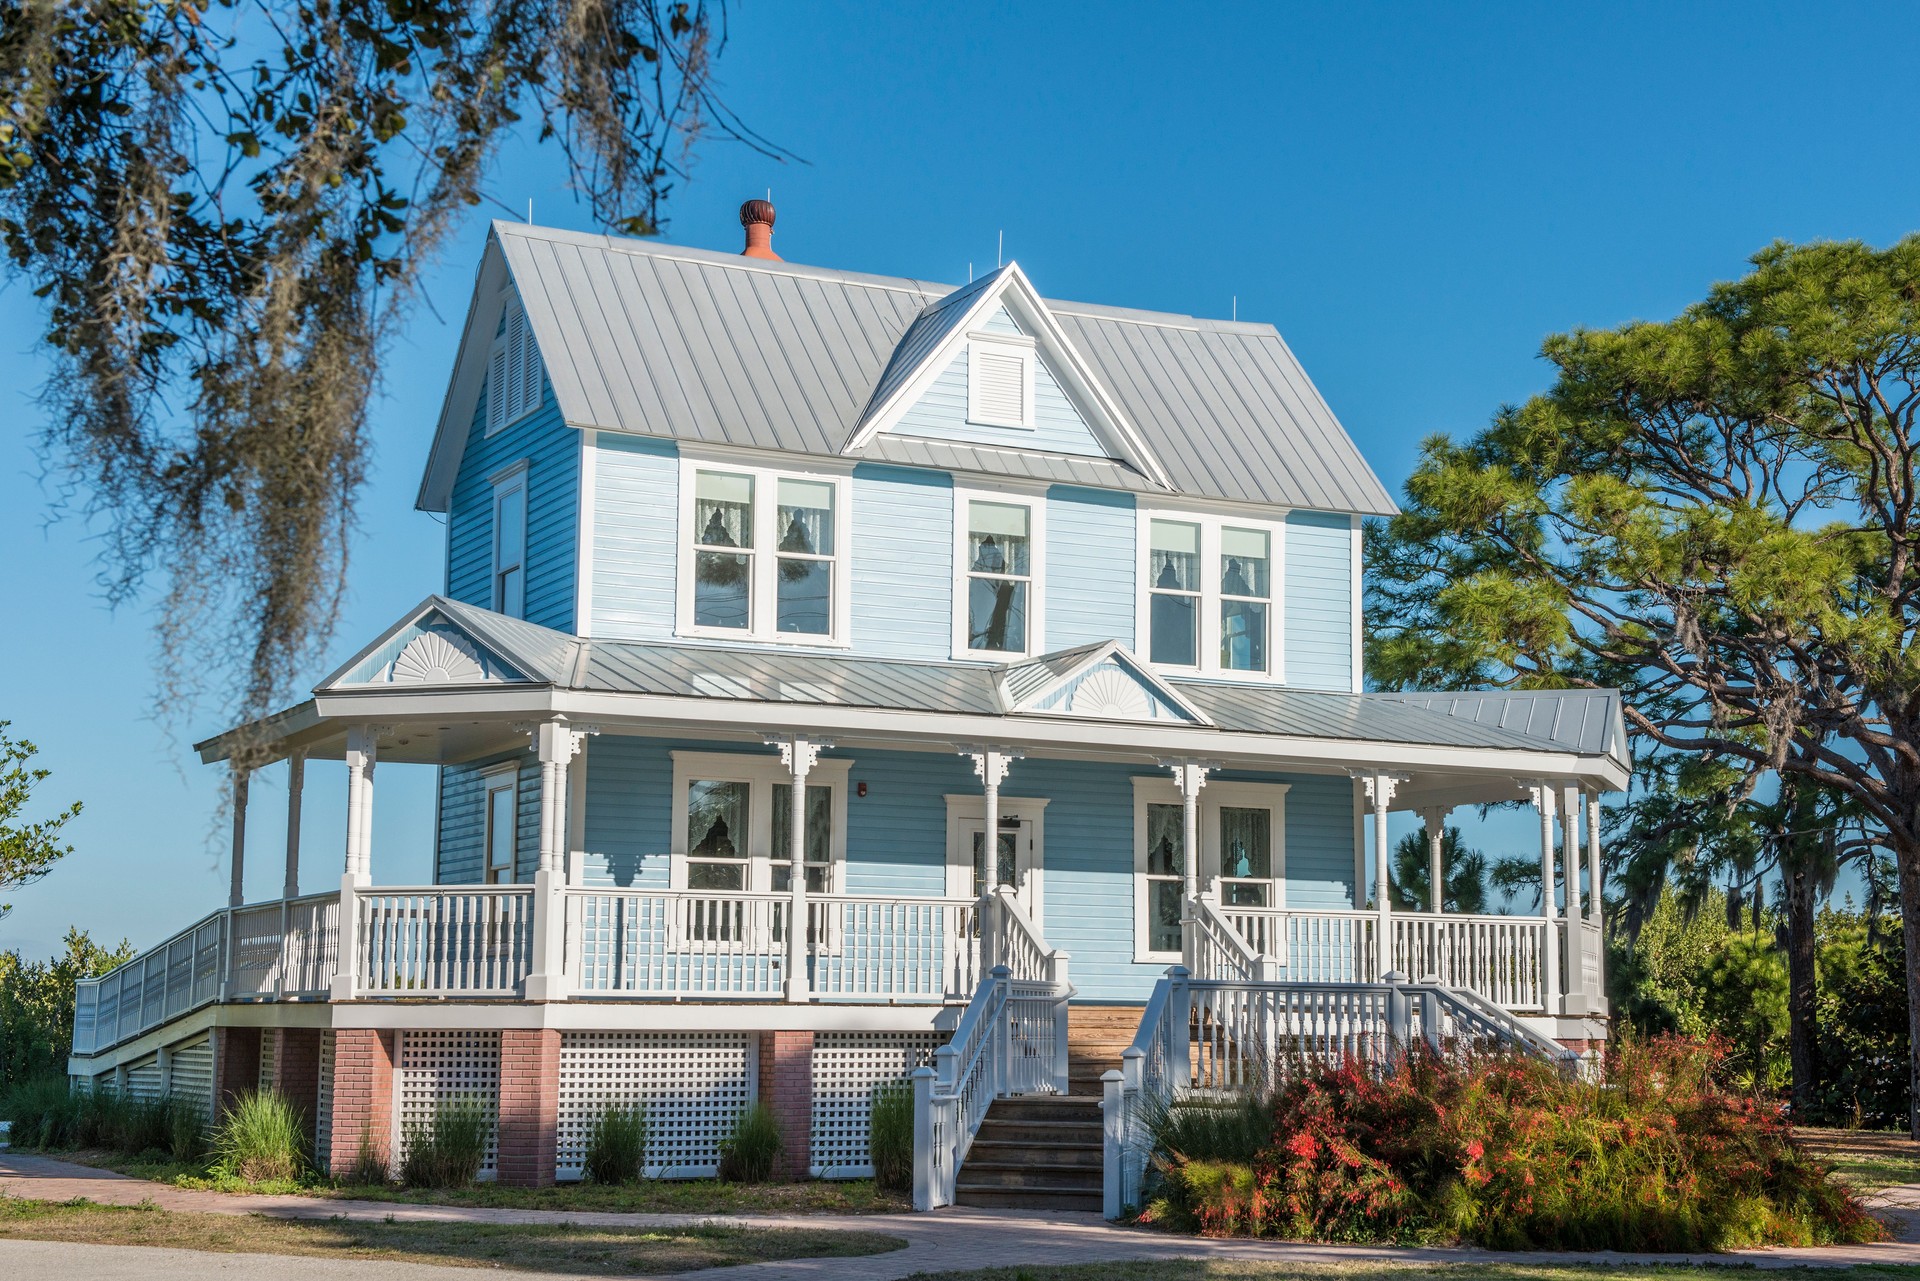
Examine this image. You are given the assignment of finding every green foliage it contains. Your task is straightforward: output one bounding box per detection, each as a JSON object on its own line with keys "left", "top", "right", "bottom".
{"left": 0, "top": 1075, "right": 73, "bottom": 1146}
{"left": 168, "top": 1103, "right": 205, "bottom": 1164}
{"left": 209, "top": 1090, "right": 307, "bottom": 1183}
{"left": 1143, "top": 1039, "right": 1881, "bottom": 1250}
{"left": 1814, "top": 912, "right": 1910, "bottom": 1128}
{"left": 717, "top": 1102, "right": 784, "bottom": 1183}
{"left": 400, "top": 1096, "right": 490, "bottom": 1188}
{"left": 866, "top": 1084, "right": 913, "bottom": 1193}
{"left": 0, "top": 928, "right": 133, "bottom": 1095}
{"left": 1145, "top": 1092, "right": 1271, "bottom": 1168}
{"left": 345, "top": 1128, "right": 391, "bottom": 1186}
{"left": 1700, "top": 934, "right": 1791, "bottom": 1090}
{"left": 582, "top": 1103, "right": 649, "bottom": 1186}
{"left": 0, "top": 723, "right": 80, "bottom": 920}
{"left": 1, "top": 1077, "right": 200, "bottom": 1162}
{"left": 1388, "top": 827, "right": 1488, "bottom": 914}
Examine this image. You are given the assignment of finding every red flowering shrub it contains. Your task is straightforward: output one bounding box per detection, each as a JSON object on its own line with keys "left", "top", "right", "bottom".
{"left": 1142, "top": 1035, "right": 1882, "bottom": 1250}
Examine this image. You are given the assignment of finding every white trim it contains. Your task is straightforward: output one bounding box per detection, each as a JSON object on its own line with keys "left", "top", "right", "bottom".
{"left": 1134, "top": 504, "right": 1287, "bottom": 683}
{"left": 481, "top": 761, "right": 520, "bottom": 885}
{"left": 575, "top": 430, "right": 597, "bottom": 638}
{"left": 1131, "top": 776, "right": 1290, "bottom": 962}
{"left": 565, "top": 739, "right": 589, "bottom": 886}
{"left": 490, "top": 466, "right": 529, "bottom": 619}
{"left": 966, "top": 333, "right": 1036, "bottom": 429}
{"left": 941, "top": 794, "right": 1049, "bottom": 921}
{"left": 1350, "top": 513, "right": 1364, "bottom": 694}
{"left": 667, "top": 750, "right": 853, "bottom": 893}
{"left": 674, "top": 457, "right": 853, "bottom": 647}
{"left": 999, "top": 640, "right": 1215, "bottom": 728}
{"left": 952, "top": 484, "right": 1047, "bottom": 660}
{"left": 1352, "top": 775, "right": 1367, "bottom": 910}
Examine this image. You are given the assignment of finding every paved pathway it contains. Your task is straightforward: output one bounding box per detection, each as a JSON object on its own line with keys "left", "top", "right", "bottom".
{"left": 3, "top": 1151, "right": 1919, "bottom": 1280}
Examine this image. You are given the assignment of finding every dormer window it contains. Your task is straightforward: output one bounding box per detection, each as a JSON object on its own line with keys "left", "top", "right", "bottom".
{"left": 487, "top": 295, "right": 544, "bottom": 434}
{"left": 966, "top": 335, "right": 1035, "bottom": 429}
{"left": 677, "top": 459, "right": 850, "bottom": 644}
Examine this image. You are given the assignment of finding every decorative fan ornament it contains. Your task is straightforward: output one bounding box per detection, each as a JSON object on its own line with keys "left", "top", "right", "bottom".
{"left": 389, "top": 631, "right": 487, "bottom": 685}
{"left": 1068, "top": 664, "right": 1154, "bottom": 720}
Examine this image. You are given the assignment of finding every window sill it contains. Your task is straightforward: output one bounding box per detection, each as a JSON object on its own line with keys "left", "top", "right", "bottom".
{"left": 675, "top": 626, "right": 852, "bottom": 650}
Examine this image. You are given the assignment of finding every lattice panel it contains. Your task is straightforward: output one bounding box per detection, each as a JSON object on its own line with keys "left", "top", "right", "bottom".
{"left": 125, "top": 1057, "right": 163, "bottom": 1103}
{"left": 396, "top": 1030, "right": 500, "bottom": 1177}
{"left": 314, "top": 1031, "right": 334, "bottom": 1173}
{"left": 170, "top": 1037, "right": 214, "bottom": 1121}
{"left": 257, "top": 1031, "right": 278, "bottom": 1094}
{"left": 557, "top": 1031, "right": 753, "bottom": 1179}
{"left": 810, "top": 1031, "right": 941, "bottom": 1177}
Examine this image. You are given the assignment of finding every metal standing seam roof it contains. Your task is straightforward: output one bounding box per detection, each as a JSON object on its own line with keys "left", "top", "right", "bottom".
{"left": 1375, "top": 690, "right": 1627, "bottom": 762}
{"left": 462, "top": 223, "right": 1398, "bottom": 516}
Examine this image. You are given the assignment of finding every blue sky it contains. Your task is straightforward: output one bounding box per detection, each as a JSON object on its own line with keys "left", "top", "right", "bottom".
{"left": 3, "top": 1, "right": 1916, "bottom": 959}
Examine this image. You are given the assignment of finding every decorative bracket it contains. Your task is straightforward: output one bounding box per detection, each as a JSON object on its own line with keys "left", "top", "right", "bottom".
{"left": 1350, "top": 770, "right": 1410, "bottom": 807}
{"left": 765, "top": 733, "right": 831, "bottom": 779}
{"left": 960, "top": 744, "right": 1021, "bottom": 789}
{"left": 1157, "top": 758, "right": 1217, "bottom": 798}
{"left": 1523, "top": 781, "right": 1558, "bottom": 818}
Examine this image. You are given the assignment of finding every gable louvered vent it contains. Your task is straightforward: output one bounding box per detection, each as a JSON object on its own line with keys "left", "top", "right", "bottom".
{"left": 487, "top": 294, "right": 544, "bottom": 434}
{"left": 967, "top": 339, "right": 1033, "bottom": 428}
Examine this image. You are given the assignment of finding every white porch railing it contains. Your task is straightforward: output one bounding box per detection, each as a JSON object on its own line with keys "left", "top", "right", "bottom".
{"left": 355, "top": 887, "right": 535, "bottom": 996}
{"left": 1184, "top": 894, "right": 1274, "bottom": 984}
{"left": 989, "top": 886, "right": 1070, "bottom": 985}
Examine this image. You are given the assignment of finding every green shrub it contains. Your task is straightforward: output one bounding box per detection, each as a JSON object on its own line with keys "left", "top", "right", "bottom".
{"left": 209, "top": 1089, "right": 306, "bottom": 1183}
{"left": 116, "top": 1097, "right": 175, "bottom": 1156}
{"left": 401, "top": 1095, "right": 490, "bottom": 1188}
{"left": 344, "top": 1128, "right": 390, "bottom": 1185}
{"left": 1143, "top": 1036, "right": 1883, "bottom": 1251}
{"left": 717, "top": 1101, "right": 783, "bottom": 1183}
{"left": 582, "top": 1102, "right": 648, "bottom": 1185}
{"left": 866, "top": 1083, "right": 912, "bottom": 1193}
{"left": 0, "top": 1076, "right": 71, "bottom": 1148}
{"left": 168, "top": 1104, "right": 205, "bottom": 1163}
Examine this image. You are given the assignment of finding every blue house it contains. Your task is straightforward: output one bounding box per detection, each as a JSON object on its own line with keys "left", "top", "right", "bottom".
{"left": 69, "top": 202, "right": 1628, "bottom": 1208}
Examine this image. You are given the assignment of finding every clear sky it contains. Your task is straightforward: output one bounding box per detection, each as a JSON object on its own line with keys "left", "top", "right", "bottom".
{"left": 3, "top": 1, "right": 1917, "bottom": 959}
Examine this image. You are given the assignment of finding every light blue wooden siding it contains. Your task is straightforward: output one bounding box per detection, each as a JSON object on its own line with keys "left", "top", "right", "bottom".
{"left": 1284, "top": 511, "right": 1354, "bottom": 692}
{"left": 1045, "top": 486, "right": 1134, "bottom": 649}
{"left": 850, "top": 463, "right": 953, "bottom": 659}
{"left": 436, "top": 751, "right": 542, "bottom": 884}
{"left": 446, "top": 377, "right": 579, "bottom": 631}
{"left": 589, "top": 433, "right": 679, "bottom": 639}
{"left": 890, "top": 307, "right": 1109, "bottom": 457}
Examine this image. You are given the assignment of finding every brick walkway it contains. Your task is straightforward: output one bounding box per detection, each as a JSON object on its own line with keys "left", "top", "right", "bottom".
{"left": 2, "top": 1151, "right": 1918, "bottom": 1281}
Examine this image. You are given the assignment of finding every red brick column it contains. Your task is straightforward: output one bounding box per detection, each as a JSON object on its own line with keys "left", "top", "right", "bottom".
{"left": 211, "top": 1026, "right": 262, "bottom": 1119}
{"left": 327, "top": 1029, "right": 396, "bottom": 1179}
{"left": 270, "top": 1028, "right": 323, "bottom": 1143}
{"left": 758, "top": 1030, "right": 814, "bottom": 1181}
{"left": 496, "top": 1029, "right": 561, "bottom": 1187}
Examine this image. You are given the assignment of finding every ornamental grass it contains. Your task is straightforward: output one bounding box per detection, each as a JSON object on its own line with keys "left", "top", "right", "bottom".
{"left": 1142, "top": 1034, "right": 1883, "bottom": 1251}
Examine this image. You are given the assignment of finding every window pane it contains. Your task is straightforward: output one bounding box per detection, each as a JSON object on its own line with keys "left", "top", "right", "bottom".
{"left": 694, "top": 471, "right": 754, "bottom": 549}
{"left": 968, "top": 577, "right": 1028, "bottom": 652}
{"left": 777, "top": 479, "right": 835, "bottom": 557}
{"left": 1145, "top": 803, "right": 1184, "bottom": 876}
{"left": 1220, "top": 807, "right": 1272, "bottom": 880}
{"left": 771, "top": 784, "right": 832, "bottom": 866}
{"left": 776, "top": 559, "right": 832, "bottom": 635}
{"left": 1222, "top": 881, "right": 1269, "bottom": 907}
{"left": 488, "top": 785, "right": 515, "bottom": 872}
{"left": 1220, "top": 527, "right": 1269, "bottom": 598}
{"left": 495, "top": 487, "right": 526, "bottom": 565}
{"left": 687, "top": 861, "right": 746, "bottom": 891}
{"left": 1221, "top": 599, "right": 1268, "bottom": 672}
{"left": 969, "top": 502, "right": 1030, "bottom": 576}
{"left": 772, "top": 864, "right": 829, "bottom": 893}
{"left": 1150, "top": 592, "right": 1197, "bottom": 666}
{"left": 971, "top": 828, "right": 1018, "bottom": 895}
{"left": 497, "top": 566, "right": 525, "bottom": 619}
{"left": 687, "top": 780, "right": 748, "bottom": 859}
{"left": 1150, "top": 880, "right": 1184, "bottom": 953}
{"left": 694, "top": 551, "right": 752, "bottom": 629}
{"left": 1149, "top": 520, "right": 1200, "bottom": 592}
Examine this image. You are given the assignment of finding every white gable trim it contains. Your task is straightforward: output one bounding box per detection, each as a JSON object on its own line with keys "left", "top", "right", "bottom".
{"left": 843, "top": 263, "right": 1174, "bottom": 489}
{"left": 999, "top": 641, "right": 1213, "bottom": 727}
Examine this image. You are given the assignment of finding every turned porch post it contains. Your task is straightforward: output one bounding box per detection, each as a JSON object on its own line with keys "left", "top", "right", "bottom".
{"left": 964, "top": 746, "right": 1017, "bottom": 974}
{"left": 1585, "top": 793, "right": 1604, "bottom": 926}
{"left": 1560, "top": 781, "right": 1587, "bottom": 1005}
{"left": 1166, "top": 761, "right": 1211, "bottom": 902}
{"left": 332, "top": 725, "right": 381, "bottom": 1000}
{"left": 775, "top": 734, "right": 828, "bottom": 1004}
{"left": 228, "top": 764, "right": 250, "bottom": 909}
{"left": 1419, "top": 806, "right": 1449, "bottom": 914}
{"left": 283, "top": 749, "right": 305, "bottom": 900}
{"left": 1357, "top": 772, "right": 1406, "bottom": 981}
{"left": 526, "top": 720, "right": 587, "bottom": 1001}
{"left": 1527, "top": 782, "right": 1560, "bottom": 1014}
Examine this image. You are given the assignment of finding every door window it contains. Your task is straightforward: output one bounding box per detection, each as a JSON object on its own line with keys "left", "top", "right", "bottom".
{"left": 1217, "top": 806, "right": 1274, "bottom": 906}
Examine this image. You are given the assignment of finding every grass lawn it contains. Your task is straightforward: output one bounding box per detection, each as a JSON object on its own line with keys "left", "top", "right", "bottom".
{"left": 1798, "top": 1128, "right": 1920, "bottom": 1191}
{"left": 900, "top": 1267, "right": 1920, "bottom": 1281}
{"left": 0, "top": 1195, "right": 905, "bottom": 1275}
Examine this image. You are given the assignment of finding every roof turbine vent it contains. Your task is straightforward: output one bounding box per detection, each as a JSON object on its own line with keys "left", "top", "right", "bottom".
{"left": 739, "top": 198, "right": 780, "bottom": 260}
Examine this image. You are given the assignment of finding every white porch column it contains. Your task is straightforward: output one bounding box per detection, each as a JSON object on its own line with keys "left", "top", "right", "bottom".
{"left": 1585, "top": 793, "right": 1604, "bottom": 925}
{"left": 333, "top": 726, "right": 380, "bottom": 1000}
{"left": 775, "top": 734, "right": 827, "bottom": 1004}
{"left": 282, "top": 749, "right": 305, "bottom": 900}
{"left": 228, "top": 765, "right": 250, "bottom": 909}
{"left": 963, "top": 746, "right": 1018, "bottom": 975}
{"left": 1356, "top": 772, "right": 1406, "bottom": 980}
{"left": 526, "top": 720, "right": 587, "bottom": 1001}
{"left": 1527, "top": 782, "right": 1561, "bottom": 1013}
{"left": 1560, "top": 782, "right": 1587, "bottom": 1005}
{"left": 1164, "top": 761, "right": 1212, "bottom": 901}
{"left": 1419, "top": 806, "right": 1449, "bottom": 914}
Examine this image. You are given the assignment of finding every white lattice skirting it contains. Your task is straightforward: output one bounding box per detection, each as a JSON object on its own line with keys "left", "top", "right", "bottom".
{"left": 396, "top": 1030, "right": 501, "bottom": 1179}
{"left": 810, "top": 1031, "right": 940, "bottom": 1178}
{"left": 556, "top": 1031, "right": 754, "bottom": 1180}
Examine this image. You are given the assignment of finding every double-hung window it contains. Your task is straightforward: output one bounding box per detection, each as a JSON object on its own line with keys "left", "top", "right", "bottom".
{"left": 956, "top": 490, "right": 1043, "bottom": 657}
{"left": 669, "top": 752, "right": 852, "bottom": 895}
{"left": 1141, "top": 511, "right": 1283, "bottom": 679}
{"left": 491, "top": 467, "right": 528, "bottom": 618}
{"left": 680, "top": 461, "right": 849, "bottom": 643}
{"left": 1131, "top": 778, "right": 1289, "bottom": 961}
{"left": 481, "top": 763, "right": 519, "bottom": 885}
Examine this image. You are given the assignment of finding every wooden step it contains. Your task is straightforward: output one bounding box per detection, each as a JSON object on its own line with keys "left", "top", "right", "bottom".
{"left": 957, "top": 1160, "right": 1104, "bottom": 1189}
{"left": 966, "top": 1138, "right": 1102, "bottom": 1169}
{"left": 954, "top": 1184, "right": 1103, "bottom": 1211}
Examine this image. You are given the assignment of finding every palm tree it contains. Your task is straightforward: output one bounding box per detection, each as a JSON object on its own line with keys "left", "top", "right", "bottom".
{"left": 1390, "top": 826, "right": 1489, "bottom": 913}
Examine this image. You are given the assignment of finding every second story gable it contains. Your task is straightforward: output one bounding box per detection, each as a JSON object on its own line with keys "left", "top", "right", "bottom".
{"left": 416, "top": 219, "right": 1396, "bottom": 693}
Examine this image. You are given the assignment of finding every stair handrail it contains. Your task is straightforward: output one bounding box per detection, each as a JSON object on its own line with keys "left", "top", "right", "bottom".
{"left": 1182, "top": 892, "right": 1274, "bottom": 983}
{"left": 1103, "top": 964, "right": 1186, "bottom": 1218}
{"left": 992, "top": 886, "right": 1071, "bottom": 986}
{"left": 1415, "top": 982, "right": 1580, "bottom": 1067}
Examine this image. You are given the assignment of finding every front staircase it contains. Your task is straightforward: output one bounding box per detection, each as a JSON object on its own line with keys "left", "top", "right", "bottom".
{"left": 952, "top": 1003, "right": 1144, "bottom": 1211}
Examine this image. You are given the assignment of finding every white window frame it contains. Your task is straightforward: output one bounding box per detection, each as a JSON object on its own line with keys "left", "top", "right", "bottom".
{"left": 1134, "top": 505, "right": 1287, "bottom": 682}
{"left": 674, "top": 457, "right": 853, "bottom": 646}
{"left": 1130, "top": 777, "right": 1289, "bottom": 962}
{"left": 952, "top": 484, "right": 1047, "bottom": 660}
{"left": 486, "top": 293, "right": 544, "bottom": 435}
{"left": 941, "top": 795, "right": 1050, "bottom": 924}
{"left": 490, "top": 463, "right": 529, "bottom": 618}
{"left": 668, "top": 751, "right": 853, "bottom": 894}
{"left": 481, "top": 762, "right": 521, "bottom": 886}
{"left": 966, "top": 333, "right": 1036, "bottom": 429}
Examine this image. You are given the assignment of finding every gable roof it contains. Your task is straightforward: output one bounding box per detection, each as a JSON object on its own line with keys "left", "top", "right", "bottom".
{"left": 418, "top": 223, "right": 1399, "bottom": 516}
{"left": 999, "top": 641, "right": 1211, "bottom": 725}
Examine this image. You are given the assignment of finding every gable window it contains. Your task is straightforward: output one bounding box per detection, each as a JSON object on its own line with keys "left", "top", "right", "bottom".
{"left": 679, "top": 461, "right": 850, "bottom": 644}
{"left": 669, "top": 752, "right": 852, "bottom": 894}
{"left": 1131, "top": 777, "right": 1289, "bottom": 961}
{"left": 956, "top": 492, "right": 1043, "bottom": 657}
{"left": 482, "top": 763, "right": 519, "bottom": 885}
{"left": 487, "top": 295, "right": 544, "bottom": 434}
{"left": 967, "top": 336, "right": 1035, "bottom": 429}
{"left": 1140, "top": 511, "right": 1285, "bottom": 680}
{"left": 491, "top": 467, "right": 528, "bottom": 618}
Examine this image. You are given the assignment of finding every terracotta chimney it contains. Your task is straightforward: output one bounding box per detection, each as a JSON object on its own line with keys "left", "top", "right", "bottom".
{"left": 740, "top": 199, "right": 780, "bottom": 260}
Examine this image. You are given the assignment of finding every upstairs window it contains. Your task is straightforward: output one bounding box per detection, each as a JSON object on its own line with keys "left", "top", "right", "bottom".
{"left": 957, "top": 493, "right": 1042, "bottom": 657}
{"left": 487, "top": 296, "right": 543, "bottom": 434}
{"left": 491, "top": 467, "right": 528, "bottom": 618}
{"left": 967, "top": 336, "right": 1035, "bottom": 428}
{"left": 678, "top": 460, "right": 849, "bottom": 644}
{"left": 1140, "top": 511, "right": 1284, "bottom": 680}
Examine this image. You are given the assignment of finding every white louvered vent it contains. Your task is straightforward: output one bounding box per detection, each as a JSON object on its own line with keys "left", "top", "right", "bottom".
{"left": 968, "top": 341, "right": 1032, "bottom": 428}
{"left": 487, "top": 295, "right": 543, "bottom": 434}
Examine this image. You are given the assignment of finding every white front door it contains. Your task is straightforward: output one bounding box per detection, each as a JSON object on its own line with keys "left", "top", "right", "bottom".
{"left": 949, "top": 805, "right": 1045, "bottom": 923}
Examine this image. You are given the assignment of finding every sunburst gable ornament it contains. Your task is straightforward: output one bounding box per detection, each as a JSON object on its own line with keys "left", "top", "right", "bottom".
{"left": 1068, "top": 664, "right": 1154, "bottom": 719}
{"left": 389, "top": 630, "right": 487, "bottom": 685}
